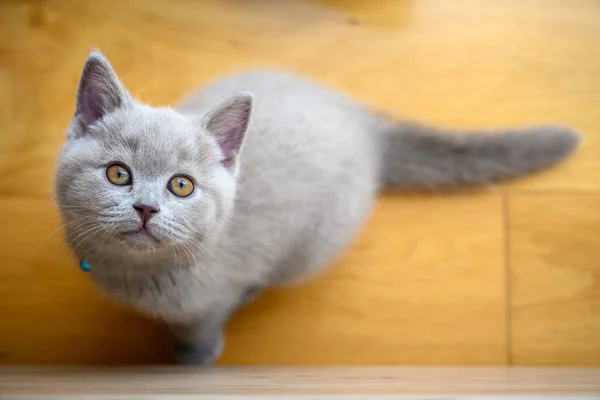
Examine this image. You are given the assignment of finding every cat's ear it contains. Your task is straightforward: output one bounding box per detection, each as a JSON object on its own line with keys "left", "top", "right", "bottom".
{"left": 201, "top": 92, "right": 253, "bottom": 169}
{"left": 73, "top": 50, "right": 132, "bottom": 133}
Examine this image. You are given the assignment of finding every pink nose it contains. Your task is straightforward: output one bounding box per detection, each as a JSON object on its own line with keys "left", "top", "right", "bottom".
{"left": 133, "top": 203, "right": 159, "bottom": 227}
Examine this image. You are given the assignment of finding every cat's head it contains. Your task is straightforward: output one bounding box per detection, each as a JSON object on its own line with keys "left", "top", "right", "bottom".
{"left": 55, "top": 50, "right": 252, "bottom": 256}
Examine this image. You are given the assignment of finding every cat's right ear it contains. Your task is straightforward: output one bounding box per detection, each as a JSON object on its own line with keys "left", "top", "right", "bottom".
{"left": 72, "top": 50, "right": 132, "bottom": 136}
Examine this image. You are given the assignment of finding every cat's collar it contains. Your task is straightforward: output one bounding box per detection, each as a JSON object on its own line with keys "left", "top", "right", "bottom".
{"left": 79, "top": 258, "right": 92, "bottom": 272}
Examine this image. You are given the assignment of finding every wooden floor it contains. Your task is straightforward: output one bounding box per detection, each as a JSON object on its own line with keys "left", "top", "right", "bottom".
{"left": 0, "top": 0, "right": 599, "bottom": 366}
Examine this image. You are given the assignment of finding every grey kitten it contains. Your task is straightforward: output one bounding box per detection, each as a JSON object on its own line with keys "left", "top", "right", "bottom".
{"left": 55, "top": 50, "right": 579, "bottom": 365}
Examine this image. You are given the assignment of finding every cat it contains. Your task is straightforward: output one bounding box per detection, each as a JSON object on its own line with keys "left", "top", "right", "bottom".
{"left": 55, "top": 50, "right": 579, "bottom": 365}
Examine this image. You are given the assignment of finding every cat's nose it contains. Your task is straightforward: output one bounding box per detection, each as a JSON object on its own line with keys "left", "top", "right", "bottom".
{"left": 133, "top": 203, "right": 160, "bottom": 227}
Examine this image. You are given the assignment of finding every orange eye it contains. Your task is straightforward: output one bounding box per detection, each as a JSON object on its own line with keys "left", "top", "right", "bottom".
{"left": 168, "top": 176, "right": 194, "bottom": 197}
{"left": 106, "top": 164, "right": 131, "bottom": 186}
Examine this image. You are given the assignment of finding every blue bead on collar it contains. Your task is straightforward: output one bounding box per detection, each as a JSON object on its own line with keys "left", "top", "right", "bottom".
{"left": 79, "top": 258, "right": 92, "bottom": 272}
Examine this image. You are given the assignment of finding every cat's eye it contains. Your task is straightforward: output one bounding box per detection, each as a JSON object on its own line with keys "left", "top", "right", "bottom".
{"left": 168, "top": 176, "right": 194, "bottom": 198}
{"left": 106, "top": 164, "right": 132, "bottom": 186}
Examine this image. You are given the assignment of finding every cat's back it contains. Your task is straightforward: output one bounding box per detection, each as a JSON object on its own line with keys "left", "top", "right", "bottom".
{"left": 176, "top": 69, "right": 382, "bottom": 139}
{"left": 177, "top": 69, "right": 362, "bottom": 115}
{"left": 176, "top": 68, "right": 382, "bottom": 174}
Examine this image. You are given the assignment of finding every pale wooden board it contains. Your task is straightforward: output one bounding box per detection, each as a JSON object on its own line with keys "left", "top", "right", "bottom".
{"left": 0, "top": 367, "right": 599, "bottom": 396}
{"left": 3, "top": 397, "right": 598, "bottom": 400}
{"left": 509, "top": 194, "right": 600, "bottom": 365}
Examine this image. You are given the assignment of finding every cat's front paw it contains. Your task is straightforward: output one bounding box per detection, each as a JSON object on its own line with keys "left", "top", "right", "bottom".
{"left": 170, "top": 332, "right": 224, "bottom": 366}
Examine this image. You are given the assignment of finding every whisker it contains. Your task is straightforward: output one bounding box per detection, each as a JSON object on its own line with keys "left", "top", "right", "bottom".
{"left": 68, "top": 227, "right": 104, "bottom": 260}
{"left": 29, "top": 212, "right": 96, "bottom": 229}
{"left": 95, "top": 225, "right": 116, "bottom": 258}
{"left": 182, "top": 241, "right": 198, "bottom": 268}
{"left": 173, "top": 243, "right": 183, "bottom": 267}
{"left": 28, "top": 218, "right": 98, "bottom": 260}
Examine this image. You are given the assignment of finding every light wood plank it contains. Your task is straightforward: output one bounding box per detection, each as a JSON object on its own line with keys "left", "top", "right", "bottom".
{"left": 509, "top": 194, "right": 600, "bottom": 365}
{"left": 1, "top": 367, "right": 599, "bottom": 396}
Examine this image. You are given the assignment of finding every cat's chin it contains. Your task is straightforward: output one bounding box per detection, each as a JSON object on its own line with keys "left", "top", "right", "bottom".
{"left": 119, "top": 229, "right": 161, "bottom": 252}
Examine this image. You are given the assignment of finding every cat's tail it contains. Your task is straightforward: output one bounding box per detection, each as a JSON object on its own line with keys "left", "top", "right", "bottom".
{"left": 379, "top": 121, "right": 580, "bottom": 189}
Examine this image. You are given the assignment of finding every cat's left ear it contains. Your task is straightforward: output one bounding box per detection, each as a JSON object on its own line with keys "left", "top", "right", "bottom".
{"left": 201, "top": 92, "right": 253, "bottom": 170}
{"left": 72, "top": 50, "right": 132, "bottom": 135}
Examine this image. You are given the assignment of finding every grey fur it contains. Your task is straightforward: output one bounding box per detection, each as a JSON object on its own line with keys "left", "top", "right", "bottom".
{"left": 55, "top": 51, "right": 579, "bottom": 365}
{"left": 380, "top": 121, "right": 578, "bottom": 189}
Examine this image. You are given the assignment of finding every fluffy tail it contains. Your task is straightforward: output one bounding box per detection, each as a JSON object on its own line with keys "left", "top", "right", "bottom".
{"left": 380, "top": 121, "right": 580, "bottom": 189}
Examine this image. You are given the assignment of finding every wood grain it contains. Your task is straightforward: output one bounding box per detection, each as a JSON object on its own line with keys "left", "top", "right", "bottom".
{"left": 1, "top": 367, "right": 599, "bottom": 396}
{"left": 0, "top": 0, "right": 599, "bottom": 365}
{"left": 509, "top": 194, "right": 600, "bottom": 365}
